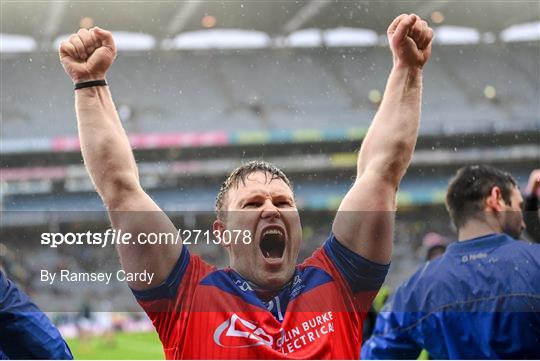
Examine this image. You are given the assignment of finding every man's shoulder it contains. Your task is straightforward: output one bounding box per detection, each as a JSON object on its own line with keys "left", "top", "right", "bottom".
{"left": 392, "top": 237, "right": 540, "bottom": 311}
{"left": 490, "top": 237, "right": 540, "bottom": 270}
{"left": 390, "top": 251, "right": 489, "bottom": 312}
{"left": 499, "top": 237, "right": 540, "bottom": 254}
{"left": 403, "top": 237, "right": 540, "bottom": 288}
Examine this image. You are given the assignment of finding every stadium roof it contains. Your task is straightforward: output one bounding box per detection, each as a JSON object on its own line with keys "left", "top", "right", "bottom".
{"left": 1, "top": 0, "right": 539, "bottom": 51}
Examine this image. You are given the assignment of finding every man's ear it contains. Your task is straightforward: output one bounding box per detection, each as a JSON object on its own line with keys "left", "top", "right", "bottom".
{"left": 486, "top": 186, "right": 505, "bottom": 212}
{"left": 213, "top": 219, "right": 230, "bottom": 249}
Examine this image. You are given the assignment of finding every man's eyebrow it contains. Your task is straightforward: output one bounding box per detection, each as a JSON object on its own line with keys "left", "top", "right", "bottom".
{"left": 272, "top": 193, "right": 293, "bottom": 198}
{"left": 269, "top": 191, "right": 295, "bottom": 201}
{"left": 238, "top": 190, "right": 266, "bottom": 200}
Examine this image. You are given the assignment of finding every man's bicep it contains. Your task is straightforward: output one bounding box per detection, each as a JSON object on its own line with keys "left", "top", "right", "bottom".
{"left": 332, "top": 172, "right": 396, "bottom": 264}
{"left": 108, "top": 190, "right": 182, "bottom": 290}
{"left": 321, "top": 235, "right": 389, "bottom": 311}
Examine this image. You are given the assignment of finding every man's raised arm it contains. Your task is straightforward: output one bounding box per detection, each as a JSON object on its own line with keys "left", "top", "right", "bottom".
{"left": 59, "top": 27, "right": 181, "bottom": 290}
{"left": 333, "top": 14, "right": 433, "bottom": 264}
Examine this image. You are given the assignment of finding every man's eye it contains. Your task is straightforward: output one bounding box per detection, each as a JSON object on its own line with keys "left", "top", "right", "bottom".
{"left": 276, "top": 201, "right": 292, "bottom": 207}
{"left": 244, "top": 202, "right": 261, "bottom": 208}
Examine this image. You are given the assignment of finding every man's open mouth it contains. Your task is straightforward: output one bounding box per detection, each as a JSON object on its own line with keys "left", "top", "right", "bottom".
{"left": 260, "top": 227, "right": 286, "bottom": 260}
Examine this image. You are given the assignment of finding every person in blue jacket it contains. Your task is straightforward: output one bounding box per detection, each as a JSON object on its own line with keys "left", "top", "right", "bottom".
{"left": 0, "top": 271, "right": 73, "bottom": 359}
{"left": 361, "top": 165, "right": 540, "bottom": 359}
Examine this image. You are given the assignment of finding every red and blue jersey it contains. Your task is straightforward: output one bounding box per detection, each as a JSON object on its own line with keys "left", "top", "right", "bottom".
{"left": 133, "top": 234, "right": 389, "bottom": 359}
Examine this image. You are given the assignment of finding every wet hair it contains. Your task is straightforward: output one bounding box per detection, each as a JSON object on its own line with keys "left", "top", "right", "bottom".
{"left": 215, "top": 160, "right": 293, "bottom": 220}
{"left": 445, "top": 165, "right": 517, "bottom": 229}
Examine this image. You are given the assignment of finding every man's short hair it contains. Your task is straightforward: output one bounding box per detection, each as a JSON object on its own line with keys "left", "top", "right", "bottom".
{"left": 445, "top": 165, "right": 517, "bottom": 229}
{"left": 215, "top": 160, "right": 293, "bottom": 220}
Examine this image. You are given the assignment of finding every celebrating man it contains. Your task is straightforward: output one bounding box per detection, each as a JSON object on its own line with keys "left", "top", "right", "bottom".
{"left": 59, "top": 14, "right": 433, "bottom": 359}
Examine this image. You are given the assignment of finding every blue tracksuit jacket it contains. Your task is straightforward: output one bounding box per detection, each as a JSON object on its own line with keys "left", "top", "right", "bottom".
{"left": 0, "top": 271, "right": 73, "bottom": 359}
{"left": 361, "top": 233, "right": 540, "bottom": 359}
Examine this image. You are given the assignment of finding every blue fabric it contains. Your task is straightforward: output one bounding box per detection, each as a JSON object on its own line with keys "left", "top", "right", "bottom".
{"left": 200, "top": 269, "right": 270, "bottom": 310}
{"left": 200, "top": 266, "right": 333, "bottom": 321}
{"left": 0, "top": 271, "right": 73, "bottom": 359}
{"left": 361, "top": 233, "right": 540, "bottom": 359}
{"left": 324, "top": 234, "right": 390, "bottom": 292}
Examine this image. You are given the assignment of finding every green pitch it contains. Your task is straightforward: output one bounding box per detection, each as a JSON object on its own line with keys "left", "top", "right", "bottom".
{"left": 67, "top": 331, "right": 163, "bottom": 359}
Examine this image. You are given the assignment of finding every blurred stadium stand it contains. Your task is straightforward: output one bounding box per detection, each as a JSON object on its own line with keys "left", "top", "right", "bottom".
{"left": 1, "top": 44, "right": 538, "bottom": 139}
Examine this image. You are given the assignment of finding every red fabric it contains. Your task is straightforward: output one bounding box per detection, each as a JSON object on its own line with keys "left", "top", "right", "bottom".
{"left": 137, "top": 248, "right": 371, "bottom": 359}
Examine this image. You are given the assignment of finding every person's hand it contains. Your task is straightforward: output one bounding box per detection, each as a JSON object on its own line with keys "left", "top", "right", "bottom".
{"left": 59, "top": 27, "right": 116, "bottom": 83}
{"left": 387, "top": 14, "right": 433, "bottom": 69}
{"left": 526, "top": 169, "right": 540, "bottom": 197}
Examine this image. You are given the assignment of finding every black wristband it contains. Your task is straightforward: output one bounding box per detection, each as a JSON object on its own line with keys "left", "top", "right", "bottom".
{"left": 74, "top": 79, "right": 107, "bottom": 90}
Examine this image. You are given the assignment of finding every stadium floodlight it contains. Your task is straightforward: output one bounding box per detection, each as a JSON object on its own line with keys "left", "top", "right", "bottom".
{"left": 53, "top": 32, "right": 156, "bottom": 51}
{"left": 433, "top": 26, "right": 480, "bottom": 44}
{"left": 324, "top": 28, "right": 378, "bottom": 47}
{"left": 166, "top": 29, "right": 271, "bottom": 50}
{"left": 481, "top": 32, "right": 497, "bottom": 44}
{"left": 286, "top": 28, "right": 323, "bottom": 48}
{"left": 0, "top": 33, "right": 36, "bottom": 53}
{"left": 500, "top": 21, "right": 540, "bottom": 42}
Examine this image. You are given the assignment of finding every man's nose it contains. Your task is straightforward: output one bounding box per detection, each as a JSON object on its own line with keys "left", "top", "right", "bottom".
{"left": 261, "top": 200, "right": 280, "bottom": 220}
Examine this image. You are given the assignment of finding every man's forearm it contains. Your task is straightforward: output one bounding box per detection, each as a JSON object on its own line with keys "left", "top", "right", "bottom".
{"left": 358, "top": 65, "right": 422, "bottom": 185}
{"left": 75, "top": 86, "right": 140, "bottom": 208}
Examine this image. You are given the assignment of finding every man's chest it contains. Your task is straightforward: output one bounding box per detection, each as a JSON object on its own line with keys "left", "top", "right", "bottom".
{"left": 178, "top": 274, "right": 359, "bottom": 358}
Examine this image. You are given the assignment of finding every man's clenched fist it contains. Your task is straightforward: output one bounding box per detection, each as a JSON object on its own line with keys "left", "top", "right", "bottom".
{"left": 526, "top": 169, "right": 540, "bottom": 197}
{"left": 59, "top": 27, "right": 116, "bottom": 83}
{"left": 387, "top": 14, "right": 434, "bottom": 69}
